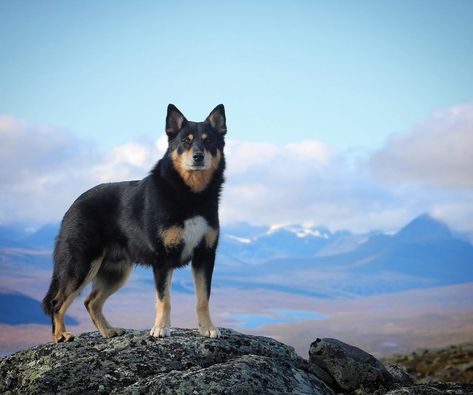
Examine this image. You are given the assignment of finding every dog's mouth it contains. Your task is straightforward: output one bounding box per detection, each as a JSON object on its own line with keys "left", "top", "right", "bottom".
{"left": 187, "top": 164, "right": 207, "bottom": 171}
{"left": 186, "top": 162, "right": 210, "bottom": 171}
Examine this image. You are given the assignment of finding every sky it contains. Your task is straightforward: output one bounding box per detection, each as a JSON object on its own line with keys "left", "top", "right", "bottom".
{"left": 1, "top": 1, "right": 472, "bottom": 238}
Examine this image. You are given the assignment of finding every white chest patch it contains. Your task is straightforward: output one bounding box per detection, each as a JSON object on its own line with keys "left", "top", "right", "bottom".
{"left": 181, "top": 216, "right": 209, "bottom": 262}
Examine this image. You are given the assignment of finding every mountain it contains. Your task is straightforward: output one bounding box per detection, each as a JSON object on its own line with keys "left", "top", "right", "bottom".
{"left": 0, "top": 213, "right": 472, "bottom": 354}
{"left": 346, "top": 214, "right": 473, "bottom": 278}
{"left": 396, "top": 214, "right": 452, "bottom": 243}
{"left": 0, "top": 223, "right": 58, "bottom": 249}
{"left": 1, "top": 214, "right": 472, "bottom": 299}
{"left": 219, "top": 223, "right": 340, "bottom": 263}
{"left": 0, "top": 225, "right": 29, "bottom": 248}
{"left": 0, "top": 288, "right": 78, "bottom": 326}
{"left": 222, "top": 214, "right": 473, "bottom": 296}
{"left": 20, "top": 224, "right": 59, "bottom": 249}
{"left": 316, "top": 233, "right": 370, "bottom": 256}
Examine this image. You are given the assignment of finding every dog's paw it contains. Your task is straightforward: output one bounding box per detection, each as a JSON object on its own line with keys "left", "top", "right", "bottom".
{"left": 54, "top": 331, "right": 75, "bottom": 343}
{"left": 102, "top": 327, "right": 125, "bottom": 338}
{"left": 199, "top": 325, "right": 221, "bottom": 338}
{"left": 150, "top": 325, "right": 171, "bottom": 338}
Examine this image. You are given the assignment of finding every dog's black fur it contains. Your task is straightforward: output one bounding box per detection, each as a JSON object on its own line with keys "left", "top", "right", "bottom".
{"left": 43, "top": 104, "right": 227, "bottom": 342}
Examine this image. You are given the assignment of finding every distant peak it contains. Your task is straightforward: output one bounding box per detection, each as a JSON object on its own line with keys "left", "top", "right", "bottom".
{"left": 415, "top": 213, "right": 437, "bottom": 222}
{"left": 408, "top": 213, "right": 447, "bottom": 228}
{"left": 266, "top": 224, "right": 330, "bottom": 239}
{"left": 396, "top": 213, "right": 452, "bottom": 241}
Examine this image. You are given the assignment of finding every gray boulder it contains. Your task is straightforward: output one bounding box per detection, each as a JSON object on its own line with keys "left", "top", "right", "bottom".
{"left": 0, "top": 328, "right": 334, "bottom": 395}
{"left": 309, "top": 338, "right": 394, "bottom": 393}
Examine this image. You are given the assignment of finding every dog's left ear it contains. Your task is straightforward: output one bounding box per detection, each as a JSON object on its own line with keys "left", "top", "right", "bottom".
{"left": 206, "top": 104, "right": 227, "bottom": 135}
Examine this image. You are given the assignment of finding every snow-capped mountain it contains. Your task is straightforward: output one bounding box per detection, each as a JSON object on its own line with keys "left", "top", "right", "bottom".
{"left": 1, "top": 214, "right": 472, "bottom": 299}
{"left": 219, "top": 223, "right": 358, "bottom": 263}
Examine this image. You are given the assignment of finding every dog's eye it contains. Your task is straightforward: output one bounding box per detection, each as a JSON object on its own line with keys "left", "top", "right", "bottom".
{"left": 182, "top": 137, "right": 191, "bottom": 144}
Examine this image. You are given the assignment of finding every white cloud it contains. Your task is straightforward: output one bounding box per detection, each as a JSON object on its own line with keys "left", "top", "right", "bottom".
{"left": 91, "top": 141, "right": 160, "bottom": 183}
{"left": 285, "top": 140, "right": 331, "bottom": 164}
{"left": 0, "top": 111, "right": 472, "bottom": 240}
{"left": 370, "top": 103, "right": 473, "bottom": 188}
{"left": 220, "top": 151, "right": 413, "bottom": 233}
{"left": 225, "top": 141, "right": 279, "bottom": 175}
{"left": 225, "top": 140, "right": 331, "bottom": 176}
{"left": 0, "top": 115, "right": 88, "bottom": 185}
{"left": 0, "top": 115, "right": 164, "bottom": 224}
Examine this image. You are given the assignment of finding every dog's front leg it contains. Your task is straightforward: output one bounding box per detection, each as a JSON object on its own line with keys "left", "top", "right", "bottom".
{"left": 192, "top": 246, "right": 221, "bottom": 338}
{"left": 150, "top": 266, "right": 173, "bottom": 337}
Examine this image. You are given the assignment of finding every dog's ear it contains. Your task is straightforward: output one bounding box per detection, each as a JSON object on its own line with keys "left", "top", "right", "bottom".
{"left": 166, "top": 104, "right": 188, "bottom": 138}
{"left": 206, "top": 104, "right": 227, "bottom": 135}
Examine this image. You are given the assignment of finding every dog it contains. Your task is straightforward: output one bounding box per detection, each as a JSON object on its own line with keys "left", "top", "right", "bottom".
{"left": 42, "top": 104, "right": 227, "bottom": 342}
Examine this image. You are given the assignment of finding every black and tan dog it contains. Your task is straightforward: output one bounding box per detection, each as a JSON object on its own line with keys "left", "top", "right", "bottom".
{"left": 42, "top": 104, "right": 227, "bottom": 342}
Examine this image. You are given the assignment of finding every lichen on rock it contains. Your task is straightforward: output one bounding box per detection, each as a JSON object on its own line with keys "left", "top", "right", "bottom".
{"left": 0, "top": 328, "right": 333, "bottom": 395}
{"left": 1, "top": 328, "right": 472, "bottom": 395}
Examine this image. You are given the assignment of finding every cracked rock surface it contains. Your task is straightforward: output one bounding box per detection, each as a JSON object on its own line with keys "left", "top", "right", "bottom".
{"left": 2, "top": 328, "right": 472, "bottom": 395}
{"left": 0, "top": 328, "right": 333, "bottom": 395}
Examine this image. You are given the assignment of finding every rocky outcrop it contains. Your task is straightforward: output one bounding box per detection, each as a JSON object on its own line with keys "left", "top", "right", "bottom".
{"left": 1, "top": 328, "right": 472, "bottom": 395}
{"left": 309, "top": 338, "right": 395, "bottom": 393}
{"left": 0, "top": 328, "right": 332, "bottom": 395}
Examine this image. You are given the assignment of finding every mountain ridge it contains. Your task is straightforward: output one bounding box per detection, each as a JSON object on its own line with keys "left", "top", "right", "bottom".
{"left": 1, "top": 214, "right": 472, "bottom": 299}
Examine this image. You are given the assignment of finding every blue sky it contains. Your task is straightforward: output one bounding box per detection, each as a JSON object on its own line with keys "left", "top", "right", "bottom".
{"left": 1, "top": 1, "right": 472, "bottom": 237}
{"left": 1, "top": 1, "right": 472, "bottom": 150}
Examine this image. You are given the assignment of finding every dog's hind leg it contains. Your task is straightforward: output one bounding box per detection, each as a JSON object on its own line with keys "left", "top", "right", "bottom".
{"left": 84, "top": 260, "right": 132, "bottom": 338}
{"left": 51, "top": 254, "right": 104, "bottom": 342}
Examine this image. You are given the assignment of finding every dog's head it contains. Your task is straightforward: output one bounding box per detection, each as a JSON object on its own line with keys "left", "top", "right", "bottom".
{"left": 165, "top": 104, "right": 226, "bottom": 192}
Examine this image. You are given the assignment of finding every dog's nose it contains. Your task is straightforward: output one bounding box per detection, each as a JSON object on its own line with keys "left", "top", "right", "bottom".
{"left": 193, "top": 152, "right": 204, "bottom": 163}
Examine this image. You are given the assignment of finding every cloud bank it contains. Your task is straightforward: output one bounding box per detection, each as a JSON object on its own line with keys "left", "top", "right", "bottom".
{"left": 370, "top": 103, "right": 473, "bottom": 188}
{"left": 0, "top": 115, "right": 166, "bottom": 224}
{"left": 1, "top": 104, "right": 472, "bottom": 239}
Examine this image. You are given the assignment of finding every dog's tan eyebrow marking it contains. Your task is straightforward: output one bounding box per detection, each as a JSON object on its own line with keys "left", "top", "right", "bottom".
{"left": 204, "top": 227, "right": 219, "bottom": 248}
{"left": 187, "top": 134, "right": 194, "bottom": 140}
{"left": 202, "top": 133, "right": 208, "bottom": 140}
{"left": 160, "top": 226, "right": 183, "bottom": 248}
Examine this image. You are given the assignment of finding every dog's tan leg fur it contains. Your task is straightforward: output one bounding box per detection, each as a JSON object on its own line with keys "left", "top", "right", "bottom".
{"left": 192, "top": 267, "right": 220, "bottom": 338}
{"left": 53, "top": 255, "right": 104, "bottom": 342}
{"left": 84, "top": 263, "right": 132, "bottom": 338}
{"left": 150, "top": 270, "right": 173, "bottom": 337}
{"left": 53, "top": 291, "right": 77, "bottom": 342}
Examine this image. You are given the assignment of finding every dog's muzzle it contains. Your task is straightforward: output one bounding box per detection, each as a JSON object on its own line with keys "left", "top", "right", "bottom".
{"left": 186, "top": 150, "right": 210, "bottom": 170}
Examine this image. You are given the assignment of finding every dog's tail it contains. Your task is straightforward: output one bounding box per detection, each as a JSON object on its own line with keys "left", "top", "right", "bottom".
{"left": 42, "top": 278, "right": 58, "bottom": 316}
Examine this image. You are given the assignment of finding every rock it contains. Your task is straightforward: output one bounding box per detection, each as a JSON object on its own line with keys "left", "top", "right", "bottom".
{"left": 1, "top": 329, "right": 470, "bottom": 394}
{"left": 386, "top": 383, "right": 473, "bottom": 394}
{"left": 0, "top": 328, "right": 334, "bottom": 395}
{"left": 385, "top": 363, "right": 414, "bottom": 386}
{"left": 309, "top": 337, "right": 394, "bottom": 393}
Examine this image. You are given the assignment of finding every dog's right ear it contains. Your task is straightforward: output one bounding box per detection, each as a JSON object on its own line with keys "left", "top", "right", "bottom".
{"left": 166, "top": 104, "right": 188, "bottom": 138}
